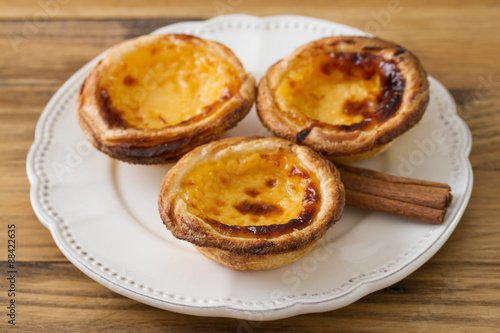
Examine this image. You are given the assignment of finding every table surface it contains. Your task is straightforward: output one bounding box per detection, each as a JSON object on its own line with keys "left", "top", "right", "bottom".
{"left": 1, "top": 0, "right": 499, "bottom": 331}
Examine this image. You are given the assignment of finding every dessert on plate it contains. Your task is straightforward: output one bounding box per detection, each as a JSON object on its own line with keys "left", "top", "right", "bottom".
{"left": 257, "top": 36, "right": 429, "bottom": 162}
{"left": 77, "top": 34, "right": 256, "bottom": 164}
{"left": 158, "top": 137, "right": 345, "bottom": 270}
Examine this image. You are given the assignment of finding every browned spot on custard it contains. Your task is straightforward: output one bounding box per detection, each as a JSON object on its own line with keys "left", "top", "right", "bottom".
{"left": 204, "top": 182, "right": 320, "bottom": 239}
{"left": 303, "top": 182, "right": 319, "bottom": 204}
{"left": 123, "top": 75, "right": 137, "bottom": 86}
{"left": 150, "top": 47, "right": 158, "bottom": 55}
{"left": 219, "top": 176, "right": 230, "bottom": 186}
{"left": 259, "top": 153, "right": 281, "bottom": 167}
{"left": 289, "top": 165, "right": 310, "bottom": 179}
{"left": 234, "top": 200, "right": 283, "bottom": 216}
{"left": 244, "top": 189, "right": 260, "bottom": 198}
{"left": 265, "top": 178, "right": 277, "bottom": 187}
{"left": 320, "top": 53, "right": 377, "bottom": 80}
{"left": 343, "top": 99, "right": 375, "bottom": 117}
{"left": 312, "top": 52, "right": 406, "bottom": 132}
{"left": 320, "top": 61, "right": 333, "bottom": 75}
{"left": 99, "top": 89, "right": 128, "bottom": 129}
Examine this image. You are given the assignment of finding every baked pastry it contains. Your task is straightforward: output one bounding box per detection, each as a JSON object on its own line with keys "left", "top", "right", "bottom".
{"left": 77, "top": 34, "right": 256, "bottom": 164}
{"left": 158, "top": 137, "right": 344, "bottom": 270}
{"left": 257, "top": 36, "right": 429, "bottom": 163}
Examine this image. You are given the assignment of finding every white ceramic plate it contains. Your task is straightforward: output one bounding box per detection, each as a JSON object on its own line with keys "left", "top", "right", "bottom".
{"left": 27, "top": 15, "right": 473, "bottom": 320}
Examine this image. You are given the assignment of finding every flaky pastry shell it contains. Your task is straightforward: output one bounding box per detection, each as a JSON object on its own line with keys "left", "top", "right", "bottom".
{"left": 257, "top": 36, "right": 429, "bottom": 162}
{"left": 78, "top": 34, "right": 256, "bottom": 164}
{"left": 158, "top": 137, "right": 345, "bottom": 270}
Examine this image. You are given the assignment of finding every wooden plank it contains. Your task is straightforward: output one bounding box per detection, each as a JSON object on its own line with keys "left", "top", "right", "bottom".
{"left": 4, "top": 261, "right": 499, "bottom": 331}
{"left": 1, "top": 0, "right": 499, "bottom": 21}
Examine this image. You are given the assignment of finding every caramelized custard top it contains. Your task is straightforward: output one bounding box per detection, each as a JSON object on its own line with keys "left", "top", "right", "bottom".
{"left": 179, "top": 149, "right": 320, "bottom": 238}
{"left": 98, "top": 36, "right": 242, "bottom": 129}
{"left": 275, "top": 52, "right": 405, "bottom": 132}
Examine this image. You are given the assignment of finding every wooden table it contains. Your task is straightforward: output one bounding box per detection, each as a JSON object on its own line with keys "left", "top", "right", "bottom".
{"left": 1, "top": 1, "right": 499, "bottom": 331}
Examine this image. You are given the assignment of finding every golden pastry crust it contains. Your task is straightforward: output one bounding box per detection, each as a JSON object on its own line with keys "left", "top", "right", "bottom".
{"left": 158, "top": 137, "right": 345, "bottom": 270}
{"left": 77, "top": 34, "right": 256, "bottom": 164}
{"left": 257, "top": 36, "right": 429, "bottom": 162}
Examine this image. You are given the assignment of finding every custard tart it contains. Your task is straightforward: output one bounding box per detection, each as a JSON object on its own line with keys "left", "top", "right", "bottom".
{"left": 158, "top": 137, "right": 345, "bottom": 270}
{"left": 257, "top": 36, "right": 429, "bottom": 162}
{"left": 77, "top": 34, "right": 256, "bottom": 164}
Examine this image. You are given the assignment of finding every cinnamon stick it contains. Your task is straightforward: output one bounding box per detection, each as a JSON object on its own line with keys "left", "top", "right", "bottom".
{"left": 336, "top": 163, "right": 452, "bottom": 224}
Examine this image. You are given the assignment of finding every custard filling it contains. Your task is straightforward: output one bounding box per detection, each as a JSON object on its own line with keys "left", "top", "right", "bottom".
{"left": 274, "top": 52, "right": 404, "bottom": 128}
{"left": 179, "top": 149, "right": 320, "bottom": 238}
{"left": 99, "top": 38, "right": 242, "bottom": 129}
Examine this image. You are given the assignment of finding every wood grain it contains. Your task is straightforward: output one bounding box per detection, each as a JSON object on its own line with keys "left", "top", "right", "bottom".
{"left": 1, "top": 1, "right": 500, "bottom": 331}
